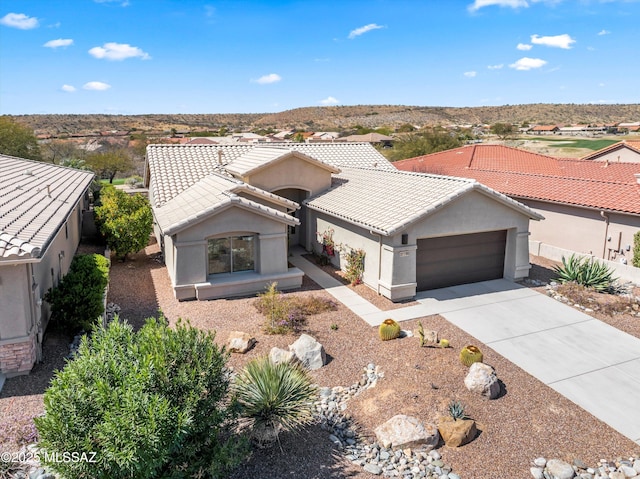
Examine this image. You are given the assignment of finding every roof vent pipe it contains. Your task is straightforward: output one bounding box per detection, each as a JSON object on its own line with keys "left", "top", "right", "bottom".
{"left": 635, "top": 173, "right": 640, "bottom": 185}
{"left": 217, "top": 150, "right": 223, "bottom": 165}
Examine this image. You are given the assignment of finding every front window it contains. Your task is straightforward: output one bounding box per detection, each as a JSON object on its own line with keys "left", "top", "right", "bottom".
{"left": 208, "top": 235, "right": 255, "bottom": 274}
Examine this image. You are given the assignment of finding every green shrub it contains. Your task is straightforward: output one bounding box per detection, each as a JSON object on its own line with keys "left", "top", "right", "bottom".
{"left": 44, "top": 253, "right": 109, "bottom": 332}
{"left": 94, "top": 185, "right": 153, "bottom": 259}
{"left": 633, "top": 231, "right": 640, "bottom": 268}
{"left": 233, "top": 356, "right": 316, "bottom": 447}
{"left": 254, "top": 283, "right": 337, "bottom": 334}
{"left": 553, "top": 254, "right": 617, "bottom": 292}
{"left": 35, "top": 316, "right": 249, "bottom": 479}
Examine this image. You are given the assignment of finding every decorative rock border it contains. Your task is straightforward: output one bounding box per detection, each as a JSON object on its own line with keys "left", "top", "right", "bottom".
{"left": 530, "top": 456, "right": 640, "bottom": 479}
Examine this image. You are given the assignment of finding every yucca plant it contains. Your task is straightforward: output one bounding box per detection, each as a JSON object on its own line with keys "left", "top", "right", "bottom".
{"left": 233, "top": 357, "right": 317, "bottom": 448}
{"left": 553, "top": 254, "right": 617, "bottom": 292}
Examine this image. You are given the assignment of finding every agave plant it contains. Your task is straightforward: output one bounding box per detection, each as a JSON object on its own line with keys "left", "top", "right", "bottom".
{"left": 448, "top": 400, "right": 468, "bottom": 421}
{"left": 233, "top": 357, "right": 317, "bottom": 447}
{"left": 553, "top": 254, "right": 617, "bottom": 292}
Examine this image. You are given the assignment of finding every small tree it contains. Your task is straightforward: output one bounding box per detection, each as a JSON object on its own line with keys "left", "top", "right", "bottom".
{"left": 633, "top": 231, "right": 640, "bottom": 268}
{"left": 491, "top": 122, "right": 516, "bottom": 140}
{"left": 86, "top": 148, "right": 133, "bottom": 183}
{"left": 94, "top": 186, "right": 153, "bottom": 259}
{"left": 35, "top": 316, "right": 249, "bottom": 479}
{"left": 0, "top": 116, "right": 41, "bottom": 160}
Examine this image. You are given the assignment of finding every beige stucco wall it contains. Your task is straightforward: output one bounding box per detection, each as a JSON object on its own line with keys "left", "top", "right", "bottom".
{"left": 310, "top": 190, "right": 535, "bottom": 301}
{"left": 0, "top": 195, "right": 87, "bottom": 374}
{"left": 243, "top": 156, "right": 332, "bottom": 196}
{"left": 521, "top": 199, "right": 640, "bottom": 264}
{"left": 165, "top": 205, "right": 298, "bottom": 300}
{"left": 588, "top": 147, "right": 640, "bottom": 163}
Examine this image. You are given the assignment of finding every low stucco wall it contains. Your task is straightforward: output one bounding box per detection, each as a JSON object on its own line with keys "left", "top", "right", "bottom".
{"left": 530, "top": 241, "right": 640, "bottom": 285}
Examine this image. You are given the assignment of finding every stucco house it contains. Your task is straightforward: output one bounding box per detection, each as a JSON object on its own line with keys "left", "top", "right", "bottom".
{"left": 394, "top": 144, "right": 640, "bottom": 278}
{"left": 145, "top": 143, "right": 541, "bottom": 302}
{"left": 0, "top": 155, "right": 94, "bottom": 376}
{"left": 580, "top": 140, "right": 640, "bottom": 163}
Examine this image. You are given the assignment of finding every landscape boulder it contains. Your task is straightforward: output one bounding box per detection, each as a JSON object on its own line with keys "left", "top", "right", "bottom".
{"left": 268, "top": 346, "right": 296, "bottom": 365}
{"left": 289, "top": 334, "right": 326, "bottom": 370}
{"left": 374, "top": 415, "right": 439, "bottom": 450}
{"left": 437, "top": 416, "right": 477, "bottom": 447}
{"left": 227, "top": 331, "right": 255, "bottom": 354}
{"left": 545, "top": 459, "right": 575, "bottom": 479}
{"left": 464, "top": 362, "right": 500, "bottom": 399}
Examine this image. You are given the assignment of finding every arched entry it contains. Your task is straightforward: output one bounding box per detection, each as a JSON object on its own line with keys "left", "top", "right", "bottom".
{"left": 272, "top": 187, "right": 310, "bottom": 247}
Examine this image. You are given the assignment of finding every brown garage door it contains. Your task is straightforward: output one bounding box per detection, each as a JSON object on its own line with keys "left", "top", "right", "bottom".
{"left": 416, "top": 230, "right": 507, "bottom": 291}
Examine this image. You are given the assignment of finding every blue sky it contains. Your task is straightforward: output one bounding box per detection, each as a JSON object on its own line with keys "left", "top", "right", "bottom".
{"left": 1, "top": 0, "right": 639, "bottom": 115}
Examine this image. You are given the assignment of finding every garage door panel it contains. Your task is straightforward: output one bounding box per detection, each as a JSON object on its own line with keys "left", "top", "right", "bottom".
{"left": 416, "top": 231, "right": 506, "bottom": 291}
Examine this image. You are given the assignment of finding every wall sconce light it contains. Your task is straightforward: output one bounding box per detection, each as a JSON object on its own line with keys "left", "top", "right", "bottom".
{"left": 59, "top": 251, "right": 65, "bottom": 259}
{"left": 36, "top": 298, "right": 43, "bottom": 307}
{"left": 401, "top": 234, "right": 408, "bottom": 245}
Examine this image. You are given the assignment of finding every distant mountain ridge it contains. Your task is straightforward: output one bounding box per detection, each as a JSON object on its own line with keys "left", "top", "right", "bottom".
{"left": 10, "top": 103, "right": 640, "bottom": 135}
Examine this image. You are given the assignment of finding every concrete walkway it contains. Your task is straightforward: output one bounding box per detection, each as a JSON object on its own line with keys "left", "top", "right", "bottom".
{"left": 289, "top": 249, "right": 640, "bottom": 446}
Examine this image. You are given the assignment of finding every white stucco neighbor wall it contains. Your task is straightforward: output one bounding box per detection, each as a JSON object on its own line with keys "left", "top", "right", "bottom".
{"left": 520, "top": 199, "right": 639, "bottom": 265}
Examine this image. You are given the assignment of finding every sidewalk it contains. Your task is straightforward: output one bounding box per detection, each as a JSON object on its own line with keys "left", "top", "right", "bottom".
{"left": 289, "top": 249, "right": 640, "bottom": 446}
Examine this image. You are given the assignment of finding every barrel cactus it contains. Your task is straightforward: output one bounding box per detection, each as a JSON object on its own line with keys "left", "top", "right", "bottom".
{"left": 379, "top": 319, "right": 401, "bottom": 341}
{"left": 439, "top": 339, "right": 450, "bottom": 348}
{"left": 459, "top": 345, "right": 483, "bottom": 366}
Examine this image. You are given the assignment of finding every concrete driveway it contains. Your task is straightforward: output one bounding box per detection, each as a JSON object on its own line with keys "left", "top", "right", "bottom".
{"left": 413, "top": 279, "right": 640, "bottom": 446}
{"left": 289, "top": 250, "right": 640, "bottom": 445}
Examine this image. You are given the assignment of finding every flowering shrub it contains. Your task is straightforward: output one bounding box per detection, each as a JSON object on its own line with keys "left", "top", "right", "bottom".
{"left": 344, "top": 248, "right": 365, "bottom": 285}
{"left": 317, "top": 228, "right": 336, "bottom": 257}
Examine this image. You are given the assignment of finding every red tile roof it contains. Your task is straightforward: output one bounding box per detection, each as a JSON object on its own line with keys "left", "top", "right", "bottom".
{"left": 394, "top": 144, "right": 640, "bottom": 215}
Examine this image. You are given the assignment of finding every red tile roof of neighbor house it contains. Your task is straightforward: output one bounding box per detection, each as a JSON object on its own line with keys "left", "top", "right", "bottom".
{"left": 393, "top": 144, "right": 640, "bottom": 215}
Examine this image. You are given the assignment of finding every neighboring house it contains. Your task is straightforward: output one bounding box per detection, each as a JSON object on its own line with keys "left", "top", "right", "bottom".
{"left": 341, "top": 132, "right": 394, "bottom": 147}
{"left": 394, "top": 144, "right": 640, "bottom": 271}
{"left": 0, "top": 155, "right": 94, "bottom": 376}
{"left": 529, "top": 125, "right": 559, "bottom": 135}
{"left": 581, "top": 140, "right": 640, "bottom": 163}
{"left": 145, "top": 143, "right": 541, "bottom": 302}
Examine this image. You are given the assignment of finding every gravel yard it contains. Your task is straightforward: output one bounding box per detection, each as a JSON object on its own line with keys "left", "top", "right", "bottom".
{"left": 2, "top": 243, "right": 639, "bottom": 479}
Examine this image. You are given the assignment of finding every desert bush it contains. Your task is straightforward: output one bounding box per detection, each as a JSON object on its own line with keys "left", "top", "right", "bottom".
{"left": 255, "top": 283, "right": 337, "bottom": 334}
{"left": 45, "top": 253, "right": 109, "bottom": 332}
{"left": 343, "top": 248, "right": 365, "bottom": 285}
{"left": 35, "top": 316, "right": 249, "bottom": 479}
{"left": 553, "top": 254, "right": 616, "bottom": 292}
{"left": 233, "top": 357, "right": 316, "bottom": 447}
{"left": 633, "top": 231, "right": 640, "bottom": 268}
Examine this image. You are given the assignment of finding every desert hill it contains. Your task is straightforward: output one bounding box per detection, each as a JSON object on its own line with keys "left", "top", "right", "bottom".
{"left": 9, "top": 103, "right": 640, "bottom": 136}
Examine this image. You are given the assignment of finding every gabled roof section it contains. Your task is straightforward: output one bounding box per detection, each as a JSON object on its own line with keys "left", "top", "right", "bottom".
{"left": 394, "top": 144, "right": 640, "bottom": 215}
{"left": 304, "top": 167, "right": 541, "bottom": 236}
{"left": 580, "top": 140, "right": 640, "bottom": 161}
{"left": 0, "top": 155, "right": 94, "bottom": 260}
{"left": 226, "top": 147, "right": 340, "bottom": 178}
{"left": 154, "top": 173, "right": 299, "bottom": 236}
{"left": 146, "top": 142, "right": 395, "bottom": 208}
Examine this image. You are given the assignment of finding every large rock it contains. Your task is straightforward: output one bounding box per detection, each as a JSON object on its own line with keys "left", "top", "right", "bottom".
{"left": 269, "top": 347, "right": 296, "bottom": 365}
{"left": 228, "top": 331, "right": 255, "bottom": 354}
{"left": 437, "top": 416, "right": 477, "bottom": 447}
{"left": 289, "top": 334, "right": 326, "bottom": 370}
{"left": 374, "top": 415, "right": 439, "bottom": 450}
{"left": 464, "top": 362, "right": 500, "bottom": 399}
{"left": 545, "top": 459, "right": 575, "bottom": 479}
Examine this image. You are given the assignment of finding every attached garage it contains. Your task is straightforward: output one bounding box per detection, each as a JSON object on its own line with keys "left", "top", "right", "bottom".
{"left": 416, "top": 230, "right": 507, "bottom": 291}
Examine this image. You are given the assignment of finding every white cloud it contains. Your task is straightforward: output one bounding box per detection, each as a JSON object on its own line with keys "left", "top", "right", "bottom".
{"left": 597, "top": 29, "right": 610, "bottom": 36}
{"left": 464, "top": 71, "right": 477, "bottom": 78}
{"left": 348, "top": 23, "right": 384, "bottom": 39}
{"left": 0, "top": 13, "right": 39, "bottom": 29}
{"left": 61, "top": 84, "right": 76, "bottom": 92}
{"left": 530, "top": 33, "right": 575, "bottom": 49}
{"left": 598, "top": 82, "right": 605, "bottom": 87}
{"left": 89, "top": 42, "right": 150, "bottom": 60}
{"left": 319, "top": 96, "right": 339, "bottom": 105}
{"left": 517, "top": 43, "right": 532, "bottom": 51}
{"left": 44, "top": 38, "right": 73, "bottom": 48}
{"left": 253, "top": 73, "right": 282, "bottom": 84}
{"left": 83, "top": 81, "right": 111, "bottom": 91}
{"left": 468, "top": 0, "right": 528, "bottom": 12}
{"left": 509, "top": 57, "right": 547, "bottom": 70}
{"left": 487, "top": 64, "right": 504, "bottom": 70}
{"left": 94, "top": 0, "right": 130, "bottom": 6}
